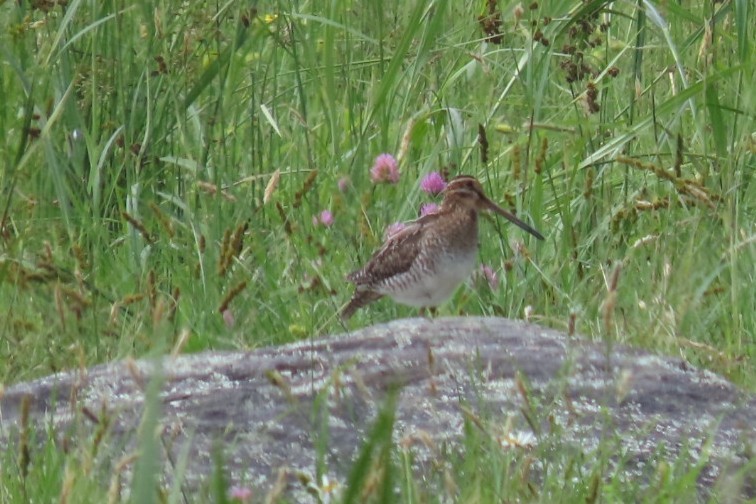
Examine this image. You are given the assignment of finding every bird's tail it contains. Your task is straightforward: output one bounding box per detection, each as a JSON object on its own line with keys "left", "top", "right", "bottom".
{"left": 341, "top": 290, "right": 383, "bottom": 320}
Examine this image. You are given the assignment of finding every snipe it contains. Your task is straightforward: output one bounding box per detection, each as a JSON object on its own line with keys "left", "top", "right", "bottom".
{"left": 341, "top": 175, "right": 544, "bottom": 320}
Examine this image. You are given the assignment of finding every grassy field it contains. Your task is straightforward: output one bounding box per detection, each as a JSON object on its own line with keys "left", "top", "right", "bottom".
{"left": 1, "top": 0, "right": 753, "bottom": 501}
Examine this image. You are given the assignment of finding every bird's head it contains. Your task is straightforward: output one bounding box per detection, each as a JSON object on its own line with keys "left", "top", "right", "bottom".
{"left": 441, "top": 175, "right": 544, "bottom": 240}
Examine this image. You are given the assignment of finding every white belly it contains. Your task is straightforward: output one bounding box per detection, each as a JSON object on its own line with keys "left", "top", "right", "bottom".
{"left": 383, "top": 250, "right": 477, "bottom": 308}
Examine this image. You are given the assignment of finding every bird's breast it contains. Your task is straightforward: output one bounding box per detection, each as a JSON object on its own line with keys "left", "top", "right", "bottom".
{"left": 378, "top": 244, "right": 478, "bottom": 308}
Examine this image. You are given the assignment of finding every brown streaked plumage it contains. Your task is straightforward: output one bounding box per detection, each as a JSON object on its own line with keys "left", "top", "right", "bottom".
{"left": 341, "top": 175, "right": 544, "bottom": 320}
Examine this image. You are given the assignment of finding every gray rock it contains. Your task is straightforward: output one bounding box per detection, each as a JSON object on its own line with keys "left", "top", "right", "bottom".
{"left": 1, "top": 317, "right": 753, "bottom": 500}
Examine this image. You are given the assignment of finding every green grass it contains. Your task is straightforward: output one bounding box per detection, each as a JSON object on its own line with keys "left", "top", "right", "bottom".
{"left": 0, "top": 0, "right": 753, "bottom": 501}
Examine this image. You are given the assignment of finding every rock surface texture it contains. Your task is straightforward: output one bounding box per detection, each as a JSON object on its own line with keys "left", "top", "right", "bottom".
{"left": 1, "top": 317, "right": 753, "bottom": 500}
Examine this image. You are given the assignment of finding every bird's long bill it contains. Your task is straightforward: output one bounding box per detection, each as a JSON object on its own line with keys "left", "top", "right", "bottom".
{"left": 483, "top": 199, "right": 545, "bottom": 240}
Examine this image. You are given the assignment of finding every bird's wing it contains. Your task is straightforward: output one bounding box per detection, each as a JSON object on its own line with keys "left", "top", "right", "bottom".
{"left": 346, "top": 213, "right": 437, "bottom": 287}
